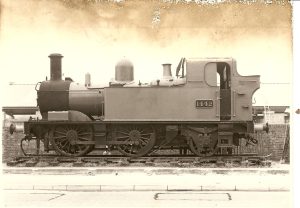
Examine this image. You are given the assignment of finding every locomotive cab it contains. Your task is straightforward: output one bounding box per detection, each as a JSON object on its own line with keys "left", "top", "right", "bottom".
{"left": 185, "top": 58, "right": 259, "bottom": 122}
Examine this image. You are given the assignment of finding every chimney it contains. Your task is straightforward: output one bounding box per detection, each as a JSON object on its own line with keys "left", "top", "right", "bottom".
{"left": 162, "top": 63, "right": 172, "bottom": 79}
{"left": 49, "top": 53, "right": 63, "bottom": 81}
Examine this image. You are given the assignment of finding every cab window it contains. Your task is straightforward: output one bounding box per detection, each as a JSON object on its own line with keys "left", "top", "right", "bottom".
{"left": 204, "top": 62, "right": 231, "bottom": 88}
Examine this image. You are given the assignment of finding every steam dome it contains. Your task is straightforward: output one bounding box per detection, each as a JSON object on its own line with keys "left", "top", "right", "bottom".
{"left": 115, "top": 58, "right": 134, "bottom": 83}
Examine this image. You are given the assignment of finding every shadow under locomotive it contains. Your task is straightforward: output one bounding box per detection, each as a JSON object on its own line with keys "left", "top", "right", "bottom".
{"left": 21, "top": 53, "right": 269, "bottom": 158}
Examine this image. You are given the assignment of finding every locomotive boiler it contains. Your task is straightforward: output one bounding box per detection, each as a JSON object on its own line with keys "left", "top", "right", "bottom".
{"left": 23, "top": 53, "right": 268, "bottom": 157}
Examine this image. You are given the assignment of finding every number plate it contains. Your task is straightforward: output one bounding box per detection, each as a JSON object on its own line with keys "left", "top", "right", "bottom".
{"left": 196, "top": 100, "right": 213, "bottom": 108}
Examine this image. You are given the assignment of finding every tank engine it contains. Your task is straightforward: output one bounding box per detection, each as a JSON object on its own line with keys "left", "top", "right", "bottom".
{"left": 23, "top": 53, "right": 268, "bottom": 157}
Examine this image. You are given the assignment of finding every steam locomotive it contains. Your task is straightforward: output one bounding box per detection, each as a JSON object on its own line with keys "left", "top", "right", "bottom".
{"left": 23, "top": 53, "right": 268, "bottom": 157}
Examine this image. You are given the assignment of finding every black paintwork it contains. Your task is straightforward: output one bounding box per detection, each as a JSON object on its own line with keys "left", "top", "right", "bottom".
{"left": 37, "top": 80, "right": 71, "bottom": 114}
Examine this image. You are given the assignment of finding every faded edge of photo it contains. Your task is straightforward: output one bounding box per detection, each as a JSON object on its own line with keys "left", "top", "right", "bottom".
{"left": 0, "top": 0, "right": 294, "bottom": 208}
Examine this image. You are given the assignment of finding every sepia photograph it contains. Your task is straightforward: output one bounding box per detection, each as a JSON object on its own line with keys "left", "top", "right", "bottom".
{"left": 0, "top": 0, "right": 297, "bottom": 207}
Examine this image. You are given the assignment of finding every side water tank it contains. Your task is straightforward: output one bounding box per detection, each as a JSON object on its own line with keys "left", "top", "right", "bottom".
{"left": 115, "top": 58, "right": 134, "bottom": 82}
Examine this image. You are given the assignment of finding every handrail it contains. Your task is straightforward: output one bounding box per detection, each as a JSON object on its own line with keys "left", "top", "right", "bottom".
{"left": 35, "top": 82, "right": 42, "bottom": 91}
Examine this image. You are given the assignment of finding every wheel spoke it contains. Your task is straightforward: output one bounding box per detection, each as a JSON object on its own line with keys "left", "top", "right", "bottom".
{"left": 140, "top": 137, "right": 149, "bottom": 142}
{"left": 53, "top": 136, "right": 67, "bottom": 140}
{"left": 78, "top": 136, "right": 89, "bottom": 141}
{"left": 61, "top": 141, "right": 69, "bottom": 149}
{"left": 55, "top": 131, "right": 67, "bottom": 135}
{"left": 141, "top": 133, "right": 151, "bottom": 136}
{"left": 58, "top": 138, "right": 68, "bottom": 143}
{"left": 117, "top": 131, "right": 129, "bottom": 136}
{"left": 78, "top": 132, "right": 91, "bottom": 136}
{"left": 116, "top": 136, "right": 130, "bottom": 140}
{"left": 139, "top": 139, "right": 147, "bottom": 145}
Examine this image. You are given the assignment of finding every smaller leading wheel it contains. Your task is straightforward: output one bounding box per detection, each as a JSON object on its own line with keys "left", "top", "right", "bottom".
{"left": 50, "top": 125, "right": 94, "bottom": 157}
{"left": 114, "top": 125, "right": 156, "bottom": 157}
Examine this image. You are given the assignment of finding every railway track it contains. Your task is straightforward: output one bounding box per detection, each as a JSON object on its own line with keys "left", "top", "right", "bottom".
{"left": 6, "top": 154, "right": 272, "bottom": 168}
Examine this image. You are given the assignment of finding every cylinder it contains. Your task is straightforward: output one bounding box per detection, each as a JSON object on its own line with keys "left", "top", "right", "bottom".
{"left": 162, "top": 63, "right": 172, "bottom": 79}
{"left": 85, "top": 73, "right": 91, "bottom": 87}
{"left": 49, "top": 53, "right": 63, "bottom": 81}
